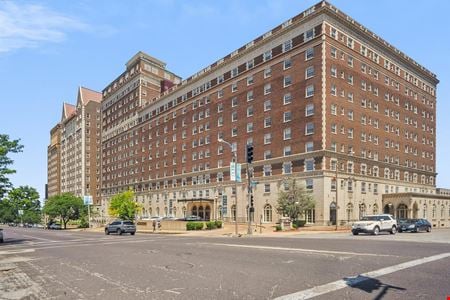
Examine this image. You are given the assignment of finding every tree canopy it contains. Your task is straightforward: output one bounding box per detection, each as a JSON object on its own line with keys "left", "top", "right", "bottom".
{"left": 0, "top": 134, "right": 24, "bottom": 197}
{"left": 43, "top": 193, "right": 84, "bottom": 229}
{"left": 276, "top": 179, "right": 315, "bottom": 221}
{"left": 108, "top": 190, "right": 141, "bottom": 220}
{"left": 0, "top": 186, "right": 40, "bottom": 224}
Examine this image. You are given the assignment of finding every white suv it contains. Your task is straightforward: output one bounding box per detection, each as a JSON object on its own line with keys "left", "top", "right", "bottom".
{"left": 352, "top": 214, "right": 397, "bottom": 235}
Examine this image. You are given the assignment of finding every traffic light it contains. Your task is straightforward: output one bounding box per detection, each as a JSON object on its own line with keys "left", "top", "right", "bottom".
{"left": 250, "top": 195, "right": 254, "bottom": 207}
{"left": 246, "top": 144, "right": 254, "bottom": 163}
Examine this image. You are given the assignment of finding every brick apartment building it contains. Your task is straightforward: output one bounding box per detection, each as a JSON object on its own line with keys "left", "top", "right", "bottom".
{"left": 47, "top": 124, "right": 61, "bottom": 198}
{"left": 90, "top": 1, "right": 449, "bottom": 227}
{"left": 48, "top": 87, "right": 102, "bottom": 204}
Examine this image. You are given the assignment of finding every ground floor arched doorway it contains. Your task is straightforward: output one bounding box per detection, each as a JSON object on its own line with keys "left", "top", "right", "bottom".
{"left": 330, "top": 202, "right": 336, "bottom": 225}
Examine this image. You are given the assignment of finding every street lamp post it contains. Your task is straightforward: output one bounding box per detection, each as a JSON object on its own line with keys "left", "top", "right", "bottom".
{"left": 335, "top": 159, "right": 339, "bottom": 231}
{"left": 218, "top": 138, "right": 238, "bottom": 236}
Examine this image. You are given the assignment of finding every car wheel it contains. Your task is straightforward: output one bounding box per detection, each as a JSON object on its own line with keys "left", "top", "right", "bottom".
{"left": 131, "top": 232, "right": 135, "bottom": 236}
{"left": 117, "top": 229, "right": 122, "bottom": 235}
{"left": 390, "top": 226, "right": 397, "bottom": 234}
{"left": 426, "top": 226, "right": 431, "bottom": 232}
{"left": 373, "top": 226, "right": 380, "bottom": 235}
{"left": 352, "top": 231, "right": 359, "bottom": 235}
{"left": 105, "top": 229, "right": 109, "bottom": 235}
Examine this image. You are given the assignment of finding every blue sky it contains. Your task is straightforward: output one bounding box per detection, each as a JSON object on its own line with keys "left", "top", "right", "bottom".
{"left": 0, "top": 0, "right": 448, "bottom": 200}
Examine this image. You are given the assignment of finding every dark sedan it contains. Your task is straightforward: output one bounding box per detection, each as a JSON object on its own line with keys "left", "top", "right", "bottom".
{"left": 398, "top": 219, "right": 432, "bottom": 233}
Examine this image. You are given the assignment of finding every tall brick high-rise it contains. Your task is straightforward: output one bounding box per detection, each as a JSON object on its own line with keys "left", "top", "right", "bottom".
{"left": 48, "top": 87, "right": 102, "bottom": 204}
{"left": 97, "top": 1, "right": 446, "bottom": 227}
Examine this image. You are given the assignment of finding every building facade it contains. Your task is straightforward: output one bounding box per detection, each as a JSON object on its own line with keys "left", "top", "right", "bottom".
{"left": 47, "top": 124, "right": 61, "bottom": 198}
{"left": 54, "top": 87, "right": 102, "bottom": 204}
{"left": 99, "top": 1, "right": 447, "bottom": 226}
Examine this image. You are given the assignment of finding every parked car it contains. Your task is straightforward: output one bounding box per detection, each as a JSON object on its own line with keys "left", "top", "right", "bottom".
{"left": 0, "top": 228, "right": 4, "bottom": 243}
{"left": 184, "top": 215, "right": 202, "bottom": 221}
{"left": 398, "top": 219, "right": 431, "bottom": 233}
{"left": 352, "top": 214, "right": 397, "bottom": 235}
{"left": 105, "top": 220, "right": 136, "bottom": 235}
{"left": 48, "top": 223, "right": 62, "bottom": 230}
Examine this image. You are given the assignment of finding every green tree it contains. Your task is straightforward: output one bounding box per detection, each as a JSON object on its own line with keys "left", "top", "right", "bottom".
{"left": 0, "top": 199, "right": 16, "bottom": 223}
{"left": 6, "top": 186, "right": 41, "bottom": 224}
{"left": 43, "top": 193, "right": 83, "bottom": 229}
{"left": 108, "top": 190, "right": 141, "bottom": 221}
{"left": 276, "top": 179, "right": 315, "bottom": 221}
{"left": 0, "top": 134, "right": 24, "bottom": 197}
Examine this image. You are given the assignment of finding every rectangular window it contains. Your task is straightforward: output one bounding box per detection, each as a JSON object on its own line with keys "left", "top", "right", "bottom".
{"left": 306, "top": 122, "right": 314, "bottom": 135}
{"left": 264, "top": 150, "right": 272, "bottom": 159}
{"left": 232, "top": 97, "right": 238, "bottom": 107}
{"left": 306, "top": 66, "right": 315, "bottom": 79}
{"left": 306, "top": 103, "right": 314, "bottom": 116}
{"left": 305, "top": 159, "right": 314, "bottom": 171}
{"left": 231, "top": 67, "right": 238, "bottom": 78}
{"left": 264, "top": 183, "right": 270, "bottom": 193}
{"left": 263, "top": 165, "right": 272, "bottom": 176}
{"left": 263, "top": 50, "right": 272, "bottom": 62}
{"left": 264, "top": 100, "right": 272, "bottom": 111}
{"left": 217, "top": 89, "right": 224, "bottom": 98}
{"left": 264, "top": 67, "right": 272, "bottom": 78}
{"left": 283, "top": 93, "right": 292, "bottom": 105}
{"left": 283, "top": 76, "right": 292, "bottom": 87}
{"left": 306, "top": 85, "right": 314, "bottom": 97}
{"left": 247, "top": 90, "right": 254, "bottom": 101}
{"left": 247, "top": 76, "right": 254, "bottom": 86}
{"left": 231, "top": 127, "right": 237, "bottom": 137}
{"left": 305, "top": 47, "right": 314, "bottom": 60}
{"left": 283, "top": 58, "right": 292, "bottom": 69}
{"left": 264, "top": 133, "right": 272, "bottom": 144}
{"left": 283, "top": 39, "right": 292, "bottom": 52}
{"left": 264, "top": 116, "right": 272, "bottom": 128}
{"left": 330, "top": 47, "right": 337, "bottom": 58}
{"left": 247, "top": 122, "right": 253, "bottom": 133}
{"left": 247, "top": 106, "right": 254, "bottom": 117}
{"left": 283, "top": 128, "right": 292, "bottom": 140}
{"left": 284, "top": 146, "right": 291, "bottom": 156}
{"left": 231, "top": 111, "right": 237, "bottom": 122}
{"left": 246, "top": 59, "right": 254, "bottom": 69}
{"left": 305, "top": 141, "right": 314, "bottom": 152}
{"left": 283, "top": 162, "right": 292, "bottom": 174}
{"left": 231, "top": 83, "right": 238, "bottom": 92}
{"left": 283, "top": 111, "right": 292, "bottom": 122}
{"left": 304, "top": 28, "right": 315, "bottom": 41}
{"left": 264, "top": 83, "right": 272, "bottom": 95}
{"left": 331, "top": 66, "right": 337, "bottom": 77}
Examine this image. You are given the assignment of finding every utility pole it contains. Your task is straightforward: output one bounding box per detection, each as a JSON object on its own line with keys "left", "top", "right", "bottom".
{"left": 335, "top": 159, "right": 339, "bottom": 231}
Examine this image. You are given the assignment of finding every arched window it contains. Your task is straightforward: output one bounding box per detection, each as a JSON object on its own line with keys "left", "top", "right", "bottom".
{"left": 198, "top": 205, "right": 204, "bottom": 219}
{"left": 359, "top": 203, "right": 366, "bottom": 220}
{"left": 231, "top": 205, "right": 236, "bottom": 221}
{"left": 423, "top": 203, "right": 427, "bottom": 218}
{"left": 441, "top": 205, "right": 445, "bottom": 219}
{"left": 173, "top": 207, "right": 177, "bottom": 217}
{"left": 264, "top": 204, "right": 273, "bottom": 223}
{"left": 346, "top": 203, "right": 353, "bottom": 222}
{"left": 192, "top": 205, "right": 198, "bottom": 216}
{"left": 156, "top": 207, "right": 160, "bottom": 216}
{"left": 182, "top": 206, "right": 187, "bottom": 218}
{"left": 432, "top": 204, "right": 436, "bottom": 219}
{"left": 372, "top": 203, "right": 378, "bottom": 215}
{"left": 149, "top": 208, "right": 152, "bottom": 216}
{"left": 164, "top": 207, "right": 168, "bottom": 216}
{"left": 396, "top": 204, "right": 408, "bottom": 219}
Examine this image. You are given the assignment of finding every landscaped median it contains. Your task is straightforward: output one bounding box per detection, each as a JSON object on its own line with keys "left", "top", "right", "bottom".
{"left": 135, "top": 220, "right": 223, "bottom": 232}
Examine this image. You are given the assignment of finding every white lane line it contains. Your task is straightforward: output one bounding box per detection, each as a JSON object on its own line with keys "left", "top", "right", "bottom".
{"left": 20, "top": 234, "right": 58, "bottom": 242}
{"left": 0, "top": 249, "right": 35, "bottom": 255}
{"left": 210, "top": 243, "right": 395, "bottom": 257}
{"left": 275, "top": 252, "right": 450, "bottom": 300}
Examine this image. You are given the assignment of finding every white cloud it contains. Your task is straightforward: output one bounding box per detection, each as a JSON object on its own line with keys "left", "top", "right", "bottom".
{"left": 0, "top": 2, "right": 88, "bottom": 53}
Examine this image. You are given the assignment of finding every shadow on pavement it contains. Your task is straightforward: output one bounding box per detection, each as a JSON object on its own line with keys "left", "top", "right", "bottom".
{"left": 0, "top": 238, "right": 32, "bottom": 246}
{"left": 344, "top": 275, "right": 406, "bottom": 299}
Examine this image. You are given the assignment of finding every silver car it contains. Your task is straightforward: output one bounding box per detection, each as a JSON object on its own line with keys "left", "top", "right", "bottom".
{"left": 105, "top": 220, "right": 136, "bottom": 235}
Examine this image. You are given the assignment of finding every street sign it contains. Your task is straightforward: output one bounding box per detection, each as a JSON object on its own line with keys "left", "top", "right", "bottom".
{"left": 230, "top": 162, "right": 242, "bottom": 182}
{"left": 83, "top": 195, "right": 93, "bottom": 205}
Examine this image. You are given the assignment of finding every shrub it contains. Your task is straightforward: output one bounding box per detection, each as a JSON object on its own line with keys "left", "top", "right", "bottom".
{"left": 78, "top": 217, "right": 89, "bottom": 228}
{"left": 215, "top": 220, "right": 223, "bottom": 228}
{"left": 275, "top": 225, "right": 282, "bottom": 231}
{"left": 206, "top": 221, "right": 217, "bottom": 230}
{"left": 293, "top": 220, "right": 306, "bottom": 228}
{"left": 186, "top": 222, "right": 204, "bottom": 231}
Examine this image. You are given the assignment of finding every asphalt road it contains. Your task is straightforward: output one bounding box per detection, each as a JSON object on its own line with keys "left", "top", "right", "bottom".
{"left": 0, "top": 227, "right": 449, "bottom": 299}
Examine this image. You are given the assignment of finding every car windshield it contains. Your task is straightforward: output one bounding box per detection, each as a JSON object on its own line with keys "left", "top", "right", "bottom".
{"left": 123, "top": 221, "right": 134, "bottom": 225}
{"left": 360, "top": 216, "right": 378, "bottom": 221}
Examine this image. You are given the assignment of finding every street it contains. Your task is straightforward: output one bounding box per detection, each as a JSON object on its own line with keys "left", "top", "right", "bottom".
{"left": 0, "top": 227, "right": 449, "bottom": 299}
